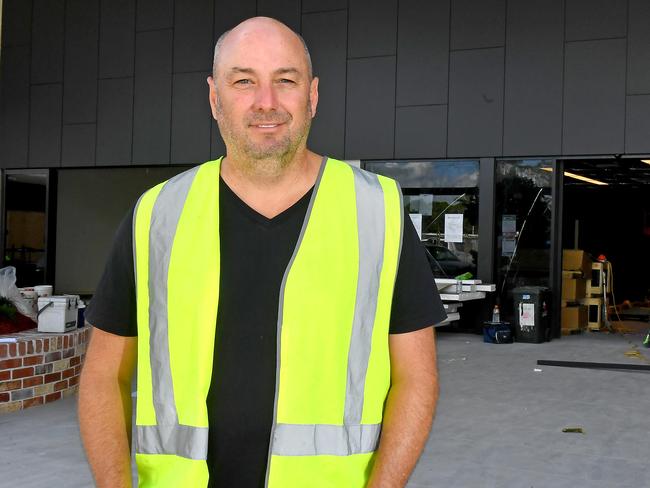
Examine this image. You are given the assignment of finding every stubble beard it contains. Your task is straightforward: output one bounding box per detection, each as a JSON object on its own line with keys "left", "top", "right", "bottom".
{"left": 216, "top": 96, "right": 313, "bottom": 179}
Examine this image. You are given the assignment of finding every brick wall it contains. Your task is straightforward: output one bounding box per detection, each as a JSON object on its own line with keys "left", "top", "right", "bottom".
{"left": 0, "top": 328, "right": 90, "bottom": 413}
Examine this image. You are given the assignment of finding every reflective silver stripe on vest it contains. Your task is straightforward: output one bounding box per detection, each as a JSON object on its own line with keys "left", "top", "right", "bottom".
{"left": 344, "top": 167, "right": 385, "bottom": 425}
{"left": 271, "top": 423, "right": 381, "bottom": 456}
{"left": 136, "top": 424, "right": 209, "bottom": 460}
{"left": 135, "top": 166, "right": 203, "bottom": 459}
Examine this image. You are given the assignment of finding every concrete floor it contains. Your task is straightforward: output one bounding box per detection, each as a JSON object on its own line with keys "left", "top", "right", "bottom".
{"left": 1, "top": 327, "right": 649, "bottom": 487}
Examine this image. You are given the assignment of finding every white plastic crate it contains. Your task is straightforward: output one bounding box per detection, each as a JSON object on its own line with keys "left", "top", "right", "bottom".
{"left": 37, "top": 295, "right": 79, "bottom": 333}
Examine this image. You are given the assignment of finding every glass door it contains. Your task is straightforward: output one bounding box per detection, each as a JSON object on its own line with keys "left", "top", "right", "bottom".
{"left": 495, "top": 159, "right": 555, "bottom": 323}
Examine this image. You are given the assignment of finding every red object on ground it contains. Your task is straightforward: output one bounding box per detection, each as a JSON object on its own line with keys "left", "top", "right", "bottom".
{"left": 597, "top": 254, "right": 607, "bottom": 262}
{"left": 0, "top": 313, "right": 37, "bottom": 335}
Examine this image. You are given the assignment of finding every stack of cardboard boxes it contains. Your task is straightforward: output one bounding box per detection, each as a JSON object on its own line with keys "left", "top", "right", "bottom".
{"left": 561, "top": 250, "right": 591, "bottom": 333}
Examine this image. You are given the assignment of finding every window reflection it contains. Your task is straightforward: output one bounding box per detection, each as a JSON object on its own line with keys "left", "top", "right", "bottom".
{"left": 365, "top": 160, "right": 479, "bottom": 278}
{"left": 495, "top": 159, "right": 554, "bottom": 316}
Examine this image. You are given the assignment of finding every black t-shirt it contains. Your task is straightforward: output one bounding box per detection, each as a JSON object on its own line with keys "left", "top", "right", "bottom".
{"left": 85, "top": 174, "right": 446, "bottom": 488}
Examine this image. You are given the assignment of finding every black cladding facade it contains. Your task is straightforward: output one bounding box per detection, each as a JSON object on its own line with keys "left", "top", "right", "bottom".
{"left": 2, "top": 0, "right": 650, "bottom": 168}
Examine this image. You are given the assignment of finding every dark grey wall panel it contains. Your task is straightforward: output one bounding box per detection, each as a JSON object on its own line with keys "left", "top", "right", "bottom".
{"left": 628, "top": 0, "right": 650, "bottom": 95}
{"left": 64, "top": 0, "right": 99, "bottom": 80}
{"left": 99, "top": 0, "right": 135, "bottom": 79}
{"left": 29, "top": 84, "right": 63, "bottom": 167}
{"left": 174, "top": 0, "right": 214, "bottom": 73}
{"left": 395, "top": 105, "right": 447, "bottom": 159}
{"left": 171, "top": 73, "right": 212, "bottom": 164}
{"left": 2, "top": 0, "right": 32, "bottom": 47}
{"left": 302, "top": 0, "right": 347, "bottom": 13}
{"left": 302, "top": 10, "right": 347, "bottom": 158}
{"left": 397, "top": 0, "right": 449, "bottom": 106}
{"left": 503, "top": 0, "right": 563, "bottom": 156}
{"left": 625, "top": 95, "right": 650, "bottom": 153}
{"left": 62, "top": 124, "right": 96, "bottom": 167}
{"left": 258, "top": 0, "right": 301, "bottom": 32}
{"left": 214, "top": 0, "right": 256, "bottom": 38}
{"left": 96, "top": 78, "right": 134, "bottom": 165}
{"left": 136, "top": 0, "right": 173, "bottom": 31}
{"left": 31, "top": 0, "right": 64, "bottom": 84}
{"left": 565, "top": 0, "right": 627, "bottom": 42}
{"left": 63, "top": 80, "right": 98, "bottom": 124}
{"left": 0, "top": 46, "right": 30, "bottom": 168}
{"left": 451, "top": 0, "right": 505, "bottom": 50}
{"left": 345, "top": 57, "right": 396, "bottom": 159}
{"left": 210, "top": 121, "right": 226, "bottom": 159}
{"left": 133, "top": 30, "right": 173, "bottom": 164}
{"left": 348, "top": 0, "right": 397, "bottom": 58}
{"left": 563, "top": 39, "right": 626, "bottom": 155}
{"left": 448, "top": 48, "right": 504, "bottom": 157}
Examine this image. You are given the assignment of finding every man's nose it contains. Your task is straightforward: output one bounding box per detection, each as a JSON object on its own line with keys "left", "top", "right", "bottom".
{"left": 253, "top": 82, "right": 279, "bottom": 111}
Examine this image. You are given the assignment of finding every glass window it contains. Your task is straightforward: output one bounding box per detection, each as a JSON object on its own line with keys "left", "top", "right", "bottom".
{"left": 365, "top": 160, "right": 479, "bottom": 279}
{"left": 495, "top": 159, "right": 554, "bottom": 316}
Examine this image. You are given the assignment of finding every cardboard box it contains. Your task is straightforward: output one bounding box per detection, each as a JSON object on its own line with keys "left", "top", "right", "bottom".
{"left": 579, "top": 297, "right": 604, "bottom": 330}
{"left": 562, "top": 250, "right": 591, "bottom": 277}
{"left": 561, "top": 306, "right": 587, "bottom": 330}
{"left": 562, "top": 276, "right": 586, "bottom": 301}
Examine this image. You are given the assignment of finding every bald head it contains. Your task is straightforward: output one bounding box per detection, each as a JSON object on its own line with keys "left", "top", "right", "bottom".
{"left": 212, "top": 17, "right": 313, "bottom": 80}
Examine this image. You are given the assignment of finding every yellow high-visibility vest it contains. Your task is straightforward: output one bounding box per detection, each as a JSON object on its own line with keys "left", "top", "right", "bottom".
{"left": 132, "top": 157, "right": 403, "bottom": 487}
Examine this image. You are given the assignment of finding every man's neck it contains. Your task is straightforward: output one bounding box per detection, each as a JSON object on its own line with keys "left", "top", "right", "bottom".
{"left": 220, "top": 149, "right": 323, "bottom": 219}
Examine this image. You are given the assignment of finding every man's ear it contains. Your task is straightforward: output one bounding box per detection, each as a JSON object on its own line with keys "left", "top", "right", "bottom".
{"left": 207, "top": 75, "right": 218, "bottom": 120}
{"left": 309, "top": 76, "right": 319, "bottom": 118}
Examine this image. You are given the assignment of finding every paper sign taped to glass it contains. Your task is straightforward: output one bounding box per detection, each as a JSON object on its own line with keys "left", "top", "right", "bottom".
{"left": 444, "top": 214, "right": 463, "bottom": 243}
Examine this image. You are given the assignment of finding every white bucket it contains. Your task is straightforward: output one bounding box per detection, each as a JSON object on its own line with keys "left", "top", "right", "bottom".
{"left": 34, "top": 285, "right": 53, "bottom": 297}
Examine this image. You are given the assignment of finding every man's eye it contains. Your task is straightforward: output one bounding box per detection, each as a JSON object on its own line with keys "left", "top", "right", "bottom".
{"left": 278, "top": 78, "right": 295, "bottom": 84}
{"left": 234, "top": 79, "right": 252, "bottom": 85}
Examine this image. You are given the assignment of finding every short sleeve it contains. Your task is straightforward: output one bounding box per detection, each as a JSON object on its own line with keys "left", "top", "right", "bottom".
{"left": 389, "top": 216, "right": 447, "bottom": 334}
{"left": 84, "top": 209, "right": 137, "bottom": 336}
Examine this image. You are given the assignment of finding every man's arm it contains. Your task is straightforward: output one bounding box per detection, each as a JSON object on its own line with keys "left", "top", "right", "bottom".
{"left": 79, "top": 326, "right": 137, "bottom": 488}
{"left": 367, "top": 326, "right": 439, "bottom": 488}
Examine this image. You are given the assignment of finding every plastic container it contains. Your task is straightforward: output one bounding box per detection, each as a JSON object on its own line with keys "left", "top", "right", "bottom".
{"left": 512, "top": 286, "right": 551, "bottom": 343}
{"left": 37, "top": 295, "right": 79, "bottom": 333}
{"left": 34, "top": 285, "right": 53, "bottom": 297}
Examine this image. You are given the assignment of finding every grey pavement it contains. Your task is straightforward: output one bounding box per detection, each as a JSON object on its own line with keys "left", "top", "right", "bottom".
{"left": 1, "top": 328, "right": 649, "bottom": 487}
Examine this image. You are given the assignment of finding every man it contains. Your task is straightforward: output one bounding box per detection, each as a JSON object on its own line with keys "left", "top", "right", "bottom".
{"left": 79, "top": 17, "right": 445, "bottom": 488}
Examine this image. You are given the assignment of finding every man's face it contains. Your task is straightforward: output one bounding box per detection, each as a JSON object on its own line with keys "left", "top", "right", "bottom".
{"left": 209, "top": 24, "right": 319, "bottom": 161}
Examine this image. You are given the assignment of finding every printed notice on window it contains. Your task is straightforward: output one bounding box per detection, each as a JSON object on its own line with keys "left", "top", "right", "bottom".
{"left": 444, "top": 214, "right": 463, "bottom": 243}
{"left": 409, "top": 213, "right": 422, "bottom": 239}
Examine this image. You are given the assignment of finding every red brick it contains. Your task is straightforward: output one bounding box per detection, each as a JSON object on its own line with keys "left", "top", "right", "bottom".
{"left": 0, "top": 344, "right": 6, "bottom": 358}
{"left": 18, "top": 342, "right": 26, "bottom": 355}
{"left": 0, "top": 370, "right": 9, "bottom": 381}
{"left": 8, "top": 343, "right": 16, "bottom": 356}
{"left": 62, "top": 367, "right": 75, "bottom": 379}
{"left": 44, "top": 351, "right": 61, "bottom": 362}
{"left": 63, "top": 348, "right": 75, "bottom": 359}
{"left": 23, "top": 396, "right": 44, "bottom": 408}
{"left": 0, "top": 358, "right": 21, "bottom": 369}
{"left": 22, "top": 376, "right": 44, "bottom": 387}
{"left": 68, "top": 375, "right": 80, "bottom": 387}
{"left": 70, "top": 356, "right": 81, "bottom": 367}
{"left": 0, "top": 380, "right": 22, "bottom": 392}
{"left": 0, "top": 392, "right": 9, "bottom": 402}
{"left": 44, "top": 372, "right": 61, "bottom": 383}
{"left": 43, "top": 339, "right": 49, "bottom": 352}
{"left": 74, "top": 365, "right": 81, "bottom": 375}
{"left": 12, "top": 367, "right": 34, "bottom": 379}
{"left": 23, "top": 355, "right": 43, "bottom": 366}
{"left": 53, "top": 380, "right": 68, "bottom": 391}
{"left": 35, "top": 340, "right": 42, "bottom": 353}
{"left": 27, "top": 341, "right": 34, "bottom": 354}
{"left": 45, "top": 391, "right": 61, "bottom": 403}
